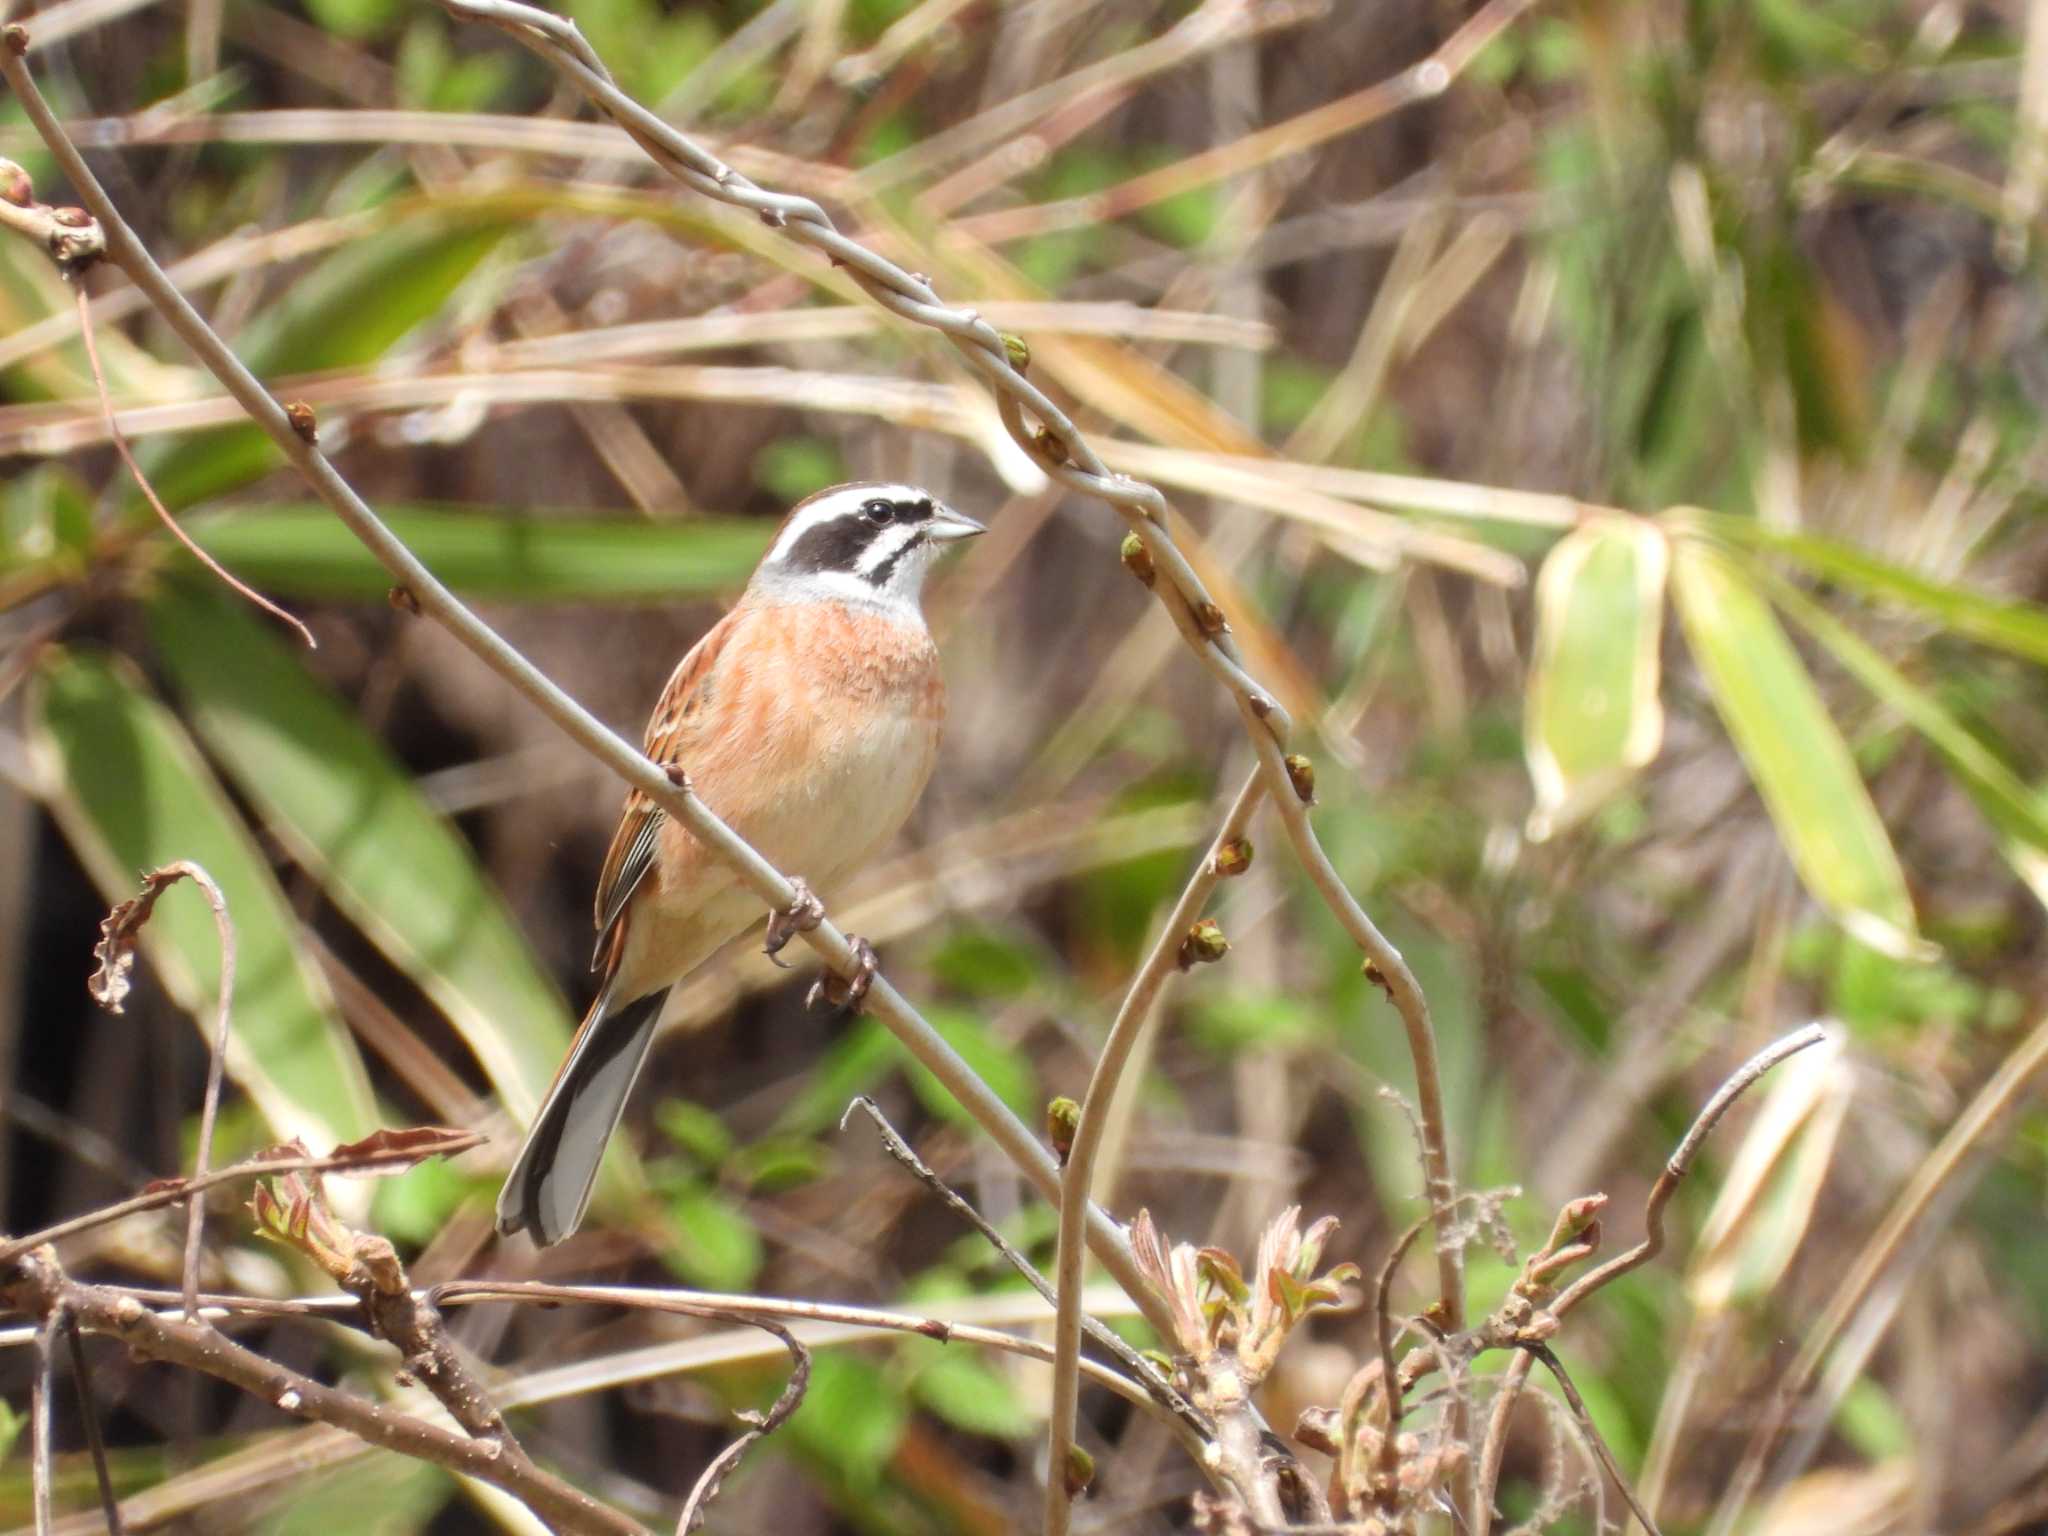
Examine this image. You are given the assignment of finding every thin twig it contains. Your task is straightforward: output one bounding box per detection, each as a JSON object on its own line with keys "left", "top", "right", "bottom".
{"left": 0, "top": 32, "right": 1175, "bottom": 1350}
{"left": 839, "top": 1096, "right": 1210, "bottom": 1441}
{"left": 1519, "top": 1341, "right": 1661, "bottom": 1536}
{"left": 70, "top": 288, "right": 315, "bottom": 648}
{"left": 674, "top": 1317, "right": 807, "bottom": 1536}
{"left": 63, "top": 1320, "right": 126, "bottom": 1536}
{"left": 5, "top": 1251, "right": 645, "bottom": 1536}
{"left": 0, "top": 1133, "right": 483, "bottom": 1268}
{"left": 90, "top": 863, "right": 245, "bottom": 1323}
{"left": 1043, "top": 769, "right": 1264, "bottom": 1536}
{"left": 31, "top": 1305, "right": 58, "bottom": 1536}
{"left": 1706, "top": 1011, "right": 2048, "bottom": 1535}
{"left": 1369, "top": 1216, "right": 1428, "bottom": 1511}
{"left": 1470, "top": 1024, "right": 1830, "bottom": 1535}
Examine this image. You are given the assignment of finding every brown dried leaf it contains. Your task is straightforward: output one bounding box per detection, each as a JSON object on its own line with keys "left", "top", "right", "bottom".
{"left": 89, "top": 866, "right": 202, "bottom": 1013}
{"left": 324, "top": 1125, "right": 481, "bottom": 1175}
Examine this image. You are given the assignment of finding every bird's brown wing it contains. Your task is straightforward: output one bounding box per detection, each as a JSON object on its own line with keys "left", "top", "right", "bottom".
{"left": 590, "top": 604, "right": 748, "bottom": 971}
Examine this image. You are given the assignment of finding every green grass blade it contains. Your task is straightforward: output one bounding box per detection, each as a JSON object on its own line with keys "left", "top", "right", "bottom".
{"left": 1525, "top": 515, "right": 1670, "bottom": 839}
{"left": 29, "top": 649, "right": 378, "bottom": 1146}
{"left": 1714, "top": 517, "right": 2048, "bottom": 668}
{"left": 1670, "top": 533, "right": 1929, "bottom": 960}
{"left": 149, "top": 583, "right": 575, "bottom": 1122}
{"left": 189, "top": 505, "right": 771, "bottom": 603}
{"left": 1753, "top": 564, "right": 2048, "bottom": 908}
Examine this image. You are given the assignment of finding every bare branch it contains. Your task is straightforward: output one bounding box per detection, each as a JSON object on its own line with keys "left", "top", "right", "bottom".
{"left": 1046, "top": 768, "right": 1263, "bottom": 1535}
{"left": 675, "top": 1317, "right": 807, "bottom": 1535}
{"left": 1519, "top": 1342, "right": 1661, "bottom": 1536}
{"left": 1470, "top": 1024, "right": 1830, "bottom": 1535}
{"left": 30, "top": 1306, "right": 57, "bottom": 1536}
{"left": 5, "top": 1250, "right": 645, "bottom": 1536}
{"left": 0, "top": 1132, "right": 483, "bottom": 1267}
{"left": 839, "top": 1096, "right": 1209, "bottom": 1442}
{"left": 1708, "top": 1010, "right": 2048, "bottom": 1535}
{"left": 62, "top": 1322, "right": 125, "bottom": 1536}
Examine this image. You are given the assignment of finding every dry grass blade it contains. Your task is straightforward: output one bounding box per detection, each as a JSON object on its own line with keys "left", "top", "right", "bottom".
{"left": 1708, "top": 1012, "right": 2048, "bottom": 1535}
{"left": 954, "top": 0, "right": 1543, "bottom": 242}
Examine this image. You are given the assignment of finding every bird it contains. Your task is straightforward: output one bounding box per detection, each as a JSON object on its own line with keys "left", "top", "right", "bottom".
{"left": 496, "top": 481, "right": 985, "bottom": 1246}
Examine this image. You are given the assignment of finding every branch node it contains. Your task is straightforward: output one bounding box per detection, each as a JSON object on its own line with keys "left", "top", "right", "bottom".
{"left": 4, "top": 25, "right": 29, "bottom": 55}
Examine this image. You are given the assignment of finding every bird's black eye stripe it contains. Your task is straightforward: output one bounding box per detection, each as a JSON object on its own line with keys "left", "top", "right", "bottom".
{"left": 862, "top": 496, "right": 934, "bottom": 527}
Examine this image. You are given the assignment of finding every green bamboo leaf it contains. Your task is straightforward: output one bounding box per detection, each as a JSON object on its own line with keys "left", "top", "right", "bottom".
{"left": 234, "top": 214, "right": 514, "bottom": 376}
{"left": 1753, "top": 564, "right": 2048, "bottom": 909}
{"left": 140, "top": 212, "right": 516, "bottom": 512}
{"left": 148, "top": 583, "right": 572, "bottom": 1122}
{"left": 189, "top": 505, "right": 771, "bottom": 603}
{"left": 1713, "top": 517, "right": 2048, "bottom": 668}
{"left": 28, "top": 649, "right": 377, "bottom": 1146}
{"left": 1669, "top": 532, "right": 1930, "bottom": 960}
{"left": 1525, "top": 515, "right": 1670, "bottom": 840}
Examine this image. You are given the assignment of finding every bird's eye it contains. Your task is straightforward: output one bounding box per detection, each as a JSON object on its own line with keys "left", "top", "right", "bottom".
{"left": 863, "top": 498, "right": 896, "bottom": 525}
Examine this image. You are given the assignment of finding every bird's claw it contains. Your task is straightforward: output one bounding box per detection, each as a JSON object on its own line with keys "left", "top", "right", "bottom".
{"left": 764, "top": 879, "right": 825, "bottom": 968}
{"left": 806, "top": 936, "right": 879, "bottom": 1015}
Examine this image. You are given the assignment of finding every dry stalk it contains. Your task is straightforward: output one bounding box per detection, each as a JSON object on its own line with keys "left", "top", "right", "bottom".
{"left": 1468, "top": 1024, "right": 1830, "bottom": 1535}
{"left": 4, "top": 1248, "right": 645, "bottom": 1536}
{"left": 1043, "top": 769, "right": 1264, "bottom": 1534}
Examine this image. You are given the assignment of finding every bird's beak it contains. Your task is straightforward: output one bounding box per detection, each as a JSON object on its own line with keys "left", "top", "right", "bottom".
{"left": 924, "top": 504, "right": 986, "bottom": 543}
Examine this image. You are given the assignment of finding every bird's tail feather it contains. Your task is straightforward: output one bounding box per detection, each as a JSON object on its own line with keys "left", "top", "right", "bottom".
{"left": 495, "top": 985, "right": 669, "bottom": 1246}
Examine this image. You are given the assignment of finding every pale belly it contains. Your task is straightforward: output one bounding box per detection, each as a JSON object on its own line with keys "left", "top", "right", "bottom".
{"left": 614, "top": 689, "right": 941, "bottom": 999}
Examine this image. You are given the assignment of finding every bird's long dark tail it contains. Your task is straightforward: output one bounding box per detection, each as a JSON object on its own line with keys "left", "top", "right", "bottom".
{"left": 495, "top": 985, "right": 669, "bottom": 1246}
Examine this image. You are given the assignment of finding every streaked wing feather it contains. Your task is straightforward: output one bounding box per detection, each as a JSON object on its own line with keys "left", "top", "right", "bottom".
{"left": 589, "top": 605, "right": 750, "bottom": 965}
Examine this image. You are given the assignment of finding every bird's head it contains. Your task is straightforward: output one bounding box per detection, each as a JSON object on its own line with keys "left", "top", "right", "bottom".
{"left": 752, "top": 481, "right": 985, "bottom": 616}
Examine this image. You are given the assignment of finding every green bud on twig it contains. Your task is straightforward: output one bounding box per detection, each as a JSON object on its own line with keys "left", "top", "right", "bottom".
{"left": 1064, "top": 1444, "right": 1095, "bottom": 1498}
{"left": 1000, "top": 332, "right": 1030, "bottom": 373}
{"left": 1046, "top": 1096, "right": 1081, "bottom": 1164}
{"left": 1120, "top": 532, "right": 1155, "bottom": 587}
{"left": 1284, "top": 753, "right": 1315, "bottom": 804}
{"left": 1177, "top": 918, "right": 1229, "bottom": 971}
{"left": 1211, "top": 837, "right": 1252, "bottom": 878}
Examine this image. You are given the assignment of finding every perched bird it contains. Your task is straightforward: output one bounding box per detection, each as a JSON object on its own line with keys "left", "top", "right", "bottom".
{"left": 497, "top": 482, "right": 984, "bottom": 1245}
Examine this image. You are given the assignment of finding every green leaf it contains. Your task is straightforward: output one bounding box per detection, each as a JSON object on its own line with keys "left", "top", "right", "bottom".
{"left": 1756, "top": 565, "right": 2048, "bottom": 908}
{"left": 1525, "top": 515, "right": 1670, "bottom": 839}
{"left": 29, "top": 650, "right": 377, "bottom": 1146}
{"left": 1715, "top": 518, "right": 2048, "bottom": 668}
{"left": 905, "top": 1006, "right": 1037, "bottom": 1129}
{"left": 654, "top": 1098, "right": 735, "bottom": 1170}
{"left": 149, "top": 583, "right": 572, "bottom": 1123}
{"left": 908, "top": 1350, "right": 1036, "bottom": 1439}
{"left": 137, "top": 213, "right": 515, "bottom": 513}
{"left": 1, "top": 464, "right": 91, "bottom": 577}
{"left": 1668, "top": 530, "right": 1929, "bottom": 959}
{"left": 188, "top": 505, "right": 771, "bottom": 603}
{"left": 788, "top": 1355, "right": 908, "bottom": 1490}
{"left": 301, "top": 0, "right": 400, "bottom": 42}
{"left": 234, "top": 215, "right": 512, "bottom": 377}
{"left": 658, "top": 1183, "right": 763, "bottom": 1291}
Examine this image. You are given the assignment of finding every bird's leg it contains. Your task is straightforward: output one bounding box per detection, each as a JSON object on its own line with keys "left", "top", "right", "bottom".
{"left": 764, "top": 878, "right": 825, "bottom": 968}
{"left": 806, "top": 937, "right": 879, "bottom": 1014}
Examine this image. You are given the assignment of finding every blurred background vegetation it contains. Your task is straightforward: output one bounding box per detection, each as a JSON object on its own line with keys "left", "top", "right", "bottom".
{"left": 2, "top": 0, "right": 2047, "bottom": 1530}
